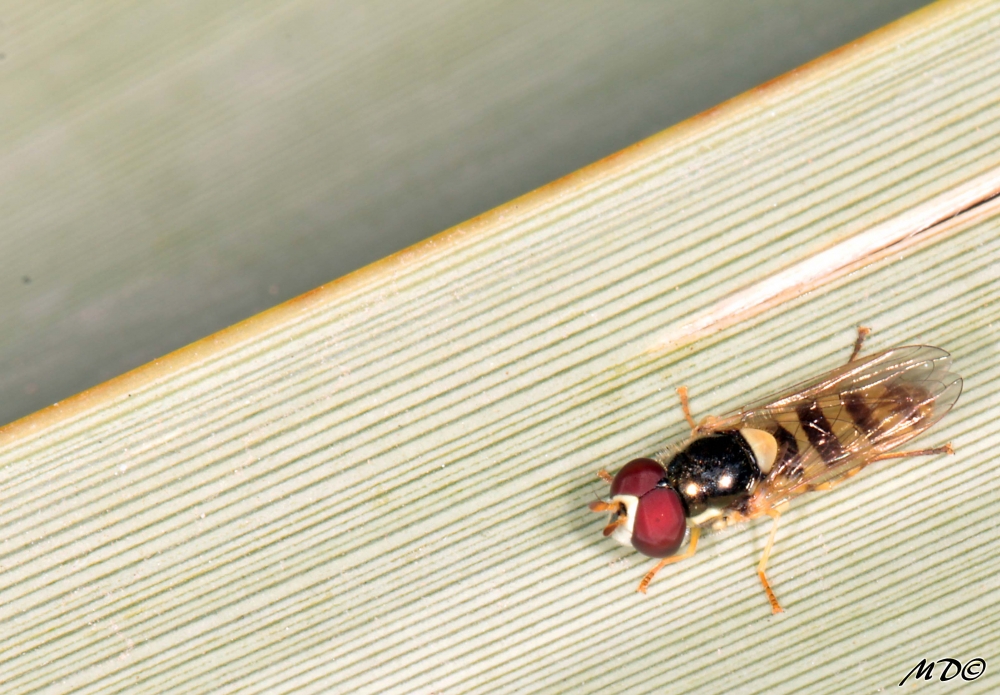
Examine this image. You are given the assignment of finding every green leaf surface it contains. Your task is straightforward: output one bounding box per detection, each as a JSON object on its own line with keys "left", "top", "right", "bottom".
{"left": 1, "top": 1, "right": 998, "bottom": 692}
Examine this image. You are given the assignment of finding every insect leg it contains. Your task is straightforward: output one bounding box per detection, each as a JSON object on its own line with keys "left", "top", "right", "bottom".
{"left": 757, "top": 508, "right": 785, "bottom": 614}
{"left": 807, "top": 444, "right": 953, "bottom": 494}
{"left": 596, "top": 469, "right": 614, "bottom": 484}
{"left": 870, "top": 443, "right": 954, "bottom": 462}
{"left": 807, "top": 465, "right": 863, "bottom": 492}
{"left": 637, "top": 526, "right": 700, "bottom": 594}
{"left": 676, "top": 386, "right": 698, "bottom": 431}
{"left": 847, "top": 325, "right": 872, "bottom": 363}
{"left": 676, "top": 386, "right": 723, "bottom": 433}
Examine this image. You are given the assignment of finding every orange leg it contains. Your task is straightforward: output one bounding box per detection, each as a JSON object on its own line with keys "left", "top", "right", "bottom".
{"left": 757, "top": 508, "right": 784, "bottom": 614}
{"left": 676, "top": 386, "right": 698, "bottom": 432}
{"left": 848, "top": 325, "right": 871, "bottom": 363}
{"left": 677, "top": 387, "right": 721, "bottom": 434}
{"left": 637, "top": 526, "right": 701, "bottom": 594}
{"left": 597, "top": 469, "right": 614, "bottom": 485}
{"left": 807, "top": 465, "right": 863, "bottom": 492}
{"left": 871, "top": 443, "right": 954, "bottom": 461}
{"left": 808, "top": 445, "right": 953, "bottom": 493}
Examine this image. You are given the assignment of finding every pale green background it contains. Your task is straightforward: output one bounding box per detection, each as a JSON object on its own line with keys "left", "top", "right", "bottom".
{"left": 0, "top": 0, "right": 928, "bottom": 427}
{"left": 1, "top": 2, "right": 995, "bottom": 692}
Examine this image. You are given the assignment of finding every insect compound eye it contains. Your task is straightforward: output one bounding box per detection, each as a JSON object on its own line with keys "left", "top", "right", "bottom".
{"left": 610, "top": 458, "right": 665, "bottom": 498}
{"left": 631, "top": 487, "right": 687, "bottom": 558}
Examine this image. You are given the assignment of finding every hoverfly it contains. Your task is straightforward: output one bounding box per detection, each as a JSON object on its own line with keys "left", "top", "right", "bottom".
{"left": 589, "top": 328, "right": 962, "bottom": 613}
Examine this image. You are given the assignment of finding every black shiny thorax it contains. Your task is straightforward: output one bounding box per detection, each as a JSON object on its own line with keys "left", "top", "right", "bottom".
{"left": 662, "top": 430, "right": 761, "bottom": 518}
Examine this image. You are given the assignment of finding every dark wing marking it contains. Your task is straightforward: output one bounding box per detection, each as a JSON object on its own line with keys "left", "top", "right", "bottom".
{"left": 704, "top": 346, "right": 962, "bottom": 510}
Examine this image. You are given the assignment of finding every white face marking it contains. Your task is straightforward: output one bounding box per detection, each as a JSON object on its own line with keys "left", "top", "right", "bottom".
{"left": 608, "top": 494, "right": 639, "bottom": 547}
{"left": 739, "top": 428, "right": 778, "bottom": 474}
{"left": 690, "top": 507, "right": 723, "bottom": 526}
{"left": 717, "top": 473, "right": 733, "bottom": 489}
{"left": 684, "top": 482, "right": 700, "bottom": 498}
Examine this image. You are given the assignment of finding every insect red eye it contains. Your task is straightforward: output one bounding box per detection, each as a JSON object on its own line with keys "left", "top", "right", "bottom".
{"left": 610, "top": 458, "right": 665, "bottom": 497}
{"left": 631, "top": 488, "right": 687, "bottom": 558}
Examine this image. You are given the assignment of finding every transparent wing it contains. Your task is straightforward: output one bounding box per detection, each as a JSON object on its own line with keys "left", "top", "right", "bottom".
{"left": 704, "top": 346, "right": 962, "bottom": 511}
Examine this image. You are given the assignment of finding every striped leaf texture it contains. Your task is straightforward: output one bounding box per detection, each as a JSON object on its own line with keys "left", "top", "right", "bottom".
{"left": 1, "top": 0, "right": 998, "bottom": 692}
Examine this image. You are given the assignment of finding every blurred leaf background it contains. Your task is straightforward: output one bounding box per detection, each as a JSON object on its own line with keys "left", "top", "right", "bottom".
{"left": 0, "top": 0, "right": 929, "bottom": 427}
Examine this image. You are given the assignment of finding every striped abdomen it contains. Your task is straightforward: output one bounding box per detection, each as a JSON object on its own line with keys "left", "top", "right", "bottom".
{"left": 768, "top": 381, "right": 934, "bottom": 480}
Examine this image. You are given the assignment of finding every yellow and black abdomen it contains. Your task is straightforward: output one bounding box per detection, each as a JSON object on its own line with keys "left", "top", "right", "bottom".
{"left": 766, "top": 380, "right": 936, "bottom": 484}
